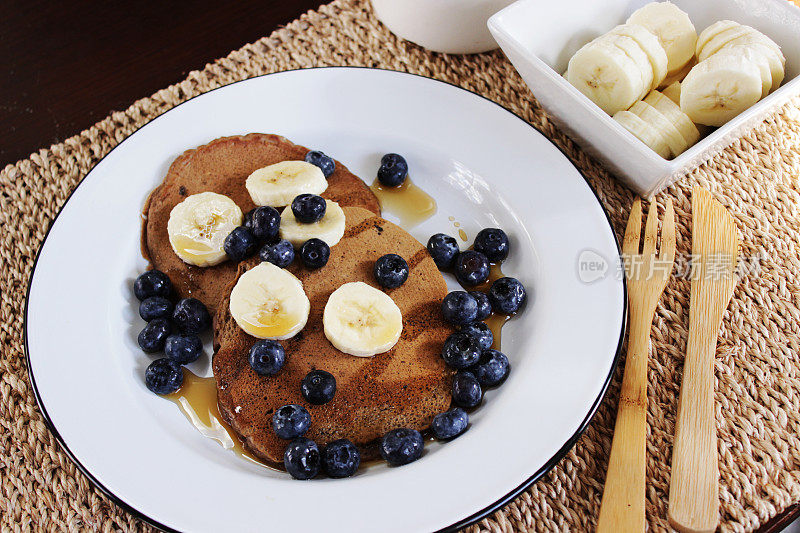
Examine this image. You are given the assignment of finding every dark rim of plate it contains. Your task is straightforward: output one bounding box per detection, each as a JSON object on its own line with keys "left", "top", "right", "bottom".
{"left": 23, "top": 66, "right": 628, "bottom": 533}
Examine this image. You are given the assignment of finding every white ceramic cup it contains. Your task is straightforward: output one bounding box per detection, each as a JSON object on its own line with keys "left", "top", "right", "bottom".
{"left": 371, "top": 0, "right": 515, "bottom": 54}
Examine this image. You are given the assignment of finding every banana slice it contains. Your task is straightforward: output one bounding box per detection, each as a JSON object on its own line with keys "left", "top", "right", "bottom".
{"left": 680, "top": 50, "right": 763, "bottom": 126}
{"left": 566, "top": 39, "right": 644, "bottom": 115}
{"left": 659, "top": 57, "right": 695, "bottom": 89}
{"left": 279, "top": 199, "right": 346, "bottom": 248}
{"left": 609, "top": 23, "right": 668, "bottom": 89}
{"left": 627, "top": 2, "right": 697, "bottom": 73}
{"left": 323, "top": 282, "right": 403, "bottom": 357}
{"left": 697, "top": 20, "right": 739, "bottom": 57}
{"left": 167, "top": 192, "right": 243, "bottom": 267}
{"left": 229, "top": 262, "right": 310, "bottom": 340}
{"left": 613, "top": 110, "right": 671, "bottom": 158}
{"left": 601, "top": 34, "right": 654, "bottom": 98}
{"left": 661, "top": 81, "right": 682, "bottom": 104}
{"left": 726, "top": 31, "right": 784, "bottom": 64}
{"left": 722, "top": 37, "right": 785, "bottom": 90}
{"left": 645, "top": 90, "right": 701, "bottom": 146}
{"left": 697, "top": 25, "right": 752, "bottom": 62}
{"left": 630, "top": 100, "right": 689, "bottom": 157}
{"left": 246, "top": 161, "right": 327, "bottom": 208}
{"left": 734, "top": 46, "right": 773, "bottom": 97}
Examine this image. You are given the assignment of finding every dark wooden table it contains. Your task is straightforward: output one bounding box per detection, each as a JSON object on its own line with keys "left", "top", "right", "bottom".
{"left": 1, "top": 0, "right": 321, "bottom": 166}
{"left": 2, "top": 1, "right": 797, "bottom": 530}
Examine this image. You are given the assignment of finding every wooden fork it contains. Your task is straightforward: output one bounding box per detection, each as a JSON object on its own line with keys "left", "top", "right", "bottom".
{"left": 597, "top": 198, "right": 676, "bottom": 533}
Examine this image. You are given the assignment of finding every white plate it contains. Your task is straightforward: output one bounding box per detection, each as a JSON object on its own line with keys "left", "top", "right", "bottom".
{"left": 25, "top": 68, "right": 625, "bottom": 532}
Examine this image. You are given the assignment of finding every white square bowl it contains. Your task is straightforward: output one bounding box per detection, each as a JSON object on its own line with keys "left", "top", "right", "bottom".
{"left": 488, "top": 0, "right": 800, "bottom": 197}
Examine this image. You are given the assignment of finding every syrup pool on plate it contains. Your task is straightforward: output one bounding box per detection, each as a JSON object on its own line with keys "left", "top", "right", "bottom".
{"left": 166, "top": 369, "right": 278, "bottom": 470}
{"left": 369, "top": 177, "right": 437, "bottom": 228}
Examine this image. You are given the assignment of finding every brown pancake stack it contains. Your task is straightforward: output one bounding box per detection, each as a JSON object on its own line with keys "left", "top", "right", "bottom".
{"left": 213, "top": 207, "right": 454, "bottom": 464}
{"left": 141, "top": 133, "right": 381, "bottom": 313}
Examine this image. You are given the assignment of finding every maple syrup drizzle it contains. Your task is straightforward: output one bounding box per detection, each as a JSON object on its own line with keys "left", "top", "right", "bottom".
{"left": 369, "top": 177, "right": 437, "bottom": 228}
{"left": 166, "top": 369, "right": 277, "bottom": 470}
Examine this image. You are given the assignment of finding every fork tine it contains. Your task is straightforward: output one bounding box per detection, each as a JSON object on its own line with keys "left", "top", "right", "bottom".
{"left": 643, "top": 200, "right": 659, "bottom": 256}
{"left": 659, "top": 197, "right": 676, "bottom": 265}
{"left": 623, "top": 198, "right": 642, "bottom": 257}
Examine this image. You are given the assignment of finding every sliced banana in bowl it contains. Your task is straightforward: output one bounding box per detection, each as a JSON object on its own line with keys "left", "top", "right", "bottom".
{"left": 558, "top": 2, "right": 788, "bottom": 164}
{"left": 680, "top": 49, "right": 763, "bottom": 127}
{"left": 608, "top": 23, "right": 668, "bottom": 89}
{"left": 645, "top": 89, "right": 701, "bottom": 147}
{"left": 167, "top": 192, "right": 243, "bottom": 267}
{"left": 696, "top": 20, "right": 740, "bottom": 56}
{"left": 612, "top": 109, "right": 672, "bottom": 158}
{"left": 695, "top": 22, "right": 785, "bottom": 91}
{"left": 601, "top": 34, "right": 654, "bottom": 97}
{"left": 566, "top": 38, "right": 645, "bottom": 115}
{"left": 629, "top": 100, "right": 689, "bottom": 157}
{"left": 246, "top": 160, "right": 327, "bottom": 207}
{"left": 280, "top": 199, "right": 346, "bottom": 248}
{"left": 697, "top": 25, "right": 753, "bottom": 62}
{"left": 323, "top": 282, "right": 403, "bottom": 357}
{"left": 627, "top": 2, "right": 696, "bottom": 75}
{"left": 229, "top": 262, "right": 311, "bottom": 340}
{"left": 722, "top": 38, "right": 785, "bottom": 90}
{"left": 660, "top": 81, "right": 682, "bottom": 105}
{"left": 658, "top": 58, "right": 695, "bottom": 90}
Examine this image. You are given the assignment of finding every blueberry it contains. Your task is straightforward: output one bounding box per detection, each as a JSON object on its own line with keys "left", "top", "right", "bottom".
{"left": 137, "top": 318, "right": 172, "bottom": 353}
{"left": 284, "top": 437, "right": 321, "bottom": 480}
{"left": 292, "top": 194, "right": 327, "bottom": 223}
{"left": 441, "top": 291, "right": 478, "bottom": 326}
{"left": 259, "top": 239, "right": 295, "bottom": 268}
{"left": 377, "top": 153, "right": 408, "bottom": 187}
{"left": 431, "top": 408, "right": 469, "bottom": 440}
{"left": 164, "top": 334, "right": 203, "bottom": 365}
{"left": 454, "top": 251, "right": 490, "bottom": 286}
{"left": 488, "top": 277, "right": 527, "bottom": 314}
{"left": 305, "top": 150, "right": 336, "bottom": 178}
{"left": 460, "top": 322, "right": 493, "bottom": 351}
{"left": 272, "top": 404, "right": 311, "bottom": 440}
{"left": 223, "top": 226, "right": 257, "bottom": 262}
{"left": 248, "top": 340, "right": 285, "bottom": 376}
{"left": 301, "top": 370, "right": 336, "bottom": 405}
{"left": 133, "top": 270, "right": 172, "bottom": 300}
{"left": 323, "top": 439, "right": 360, "bottom": 478}
{"left": 452, "top": 371, "right": 482, "bottom": 408}
{"left": 300, "top": 238, "right": 330, "bottom": 269}
{"left": 470, "top": 291, "right": 492, "bottom": 321}
{"left": 473, "top": 349, "right": 510, "bottom": 387}
{"left": 474, "top": 228, "right": 510, "bottom": 262}
{"left": 427, "top": 233, "right": 459, "bottom": 270}
{"left": 244, "top": 206, "right": 280, "bottom": 243}
{"left": 441, "top": 331, "right": 482, "bottom": 369}
{"left": 139, "top": 296, "right": 173, "bottom": 322}
{"left": 380, "top": 428, "right": 424, "bottom": 466}
{"left": 145, "top": 358, "right": 183, "bottom": 395}
{"left": 172, "top": 298, "right": 212, "bottom": 334}
{"left": 373, "top": 253, "right": 409, "bottom": 289}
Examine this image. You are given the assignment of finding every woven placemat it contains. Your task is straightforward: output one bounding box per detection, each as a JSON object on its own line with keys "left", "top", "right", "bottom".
{"left": 2, "top": 1, "right": 800, "bottom": 530}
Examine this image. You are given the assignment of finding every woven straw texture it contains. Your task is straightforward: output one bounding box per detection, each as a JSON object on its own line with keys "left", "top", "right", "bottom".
{"left": 2, "top": 1, "right": 800, "bottom": 531}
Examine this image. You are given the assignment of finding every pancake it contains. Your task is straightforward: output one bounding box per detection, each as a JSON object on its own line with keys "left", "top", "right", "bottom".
{"left": 213, "top": 207, "right": 454, "bottom": 464}
{"left": 141, "top": 133, "right": 381, "bottom": 313}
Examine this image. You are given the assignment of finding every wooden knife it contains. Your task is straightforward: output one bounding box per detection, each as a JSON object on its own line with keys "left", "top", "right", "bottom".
{"left": 668, "top": 187, "right": 740, "bottom": 533}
